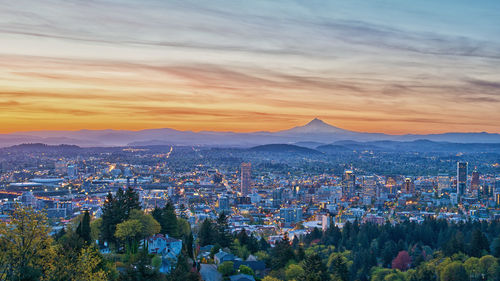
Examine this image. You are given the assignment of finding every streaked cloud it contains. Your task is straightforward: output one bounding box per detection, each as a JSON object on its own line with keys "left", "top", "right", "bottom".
{"left": 0, "top": 0, "right": 499, "bottom": 134}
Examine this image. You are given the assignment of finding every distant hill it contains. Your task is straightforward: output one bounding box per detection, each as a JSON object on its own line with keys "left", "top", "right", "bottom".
{"left": 5, "top": 143, "right": 82, "bottom": 152}
{"left": 249, "top": 144, "right": 322, "bottom": 154}
{"left": 1, "top": 119, "right": 499, "bottom": 147}
{"left": 293, "top": 141, "right": 326, "bottom": 149}
{"left": 318, "top": 140, "right": 500, "bottom": 153}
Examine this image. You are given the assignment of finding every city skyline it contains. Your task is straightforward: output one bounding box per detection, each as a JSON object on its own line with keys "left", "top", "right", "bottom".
{"left": 1, "top": 0, "right": 500, "bottom": 134}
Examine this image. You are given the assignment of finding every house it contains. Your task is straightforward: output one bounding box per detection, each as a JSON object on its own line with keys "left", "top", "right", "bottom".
{"left": 146, "top": 234, "right": 183, "bottom": 274}
{"left": 230, "top": 274, "right": 255, "bottom": 281}
{"left": 233, "top": 261, "right": 266, "bottom": 274}
{"left": 214, "top": 250, "right": 235, "bottom": 265}
{"left": 146, "top": 234, "right": 183, "bottom": 256}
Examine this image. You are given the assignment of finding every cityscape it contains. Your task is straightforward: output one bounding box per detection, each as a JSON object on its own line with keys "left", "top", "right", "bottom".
{"left": 1, "top": 1, "right": 500, "bottom": 281}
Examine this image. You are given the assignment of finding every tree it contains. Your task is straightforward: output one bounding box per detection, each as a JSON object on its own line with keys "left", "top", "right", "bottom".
{"left": 478, "top": 255, "right": 499, "bottom": 281}
{"left": 218, "top": 261, "right": 234, "bottom": 277}
{"left": 162, "top": 201, "right": 179, "bottom": 238}
{"left": 239, "top": 265, "right": 254, "bottom": 276}
{"left": 101, "top": 188, "right": 141, "bottom": 248}
{"left": 119, "top": 248, "right": 164, "bottom": 281}
{"left": 271, "top": 235, "right": 295, "bottom": 269}
{"left": 285, "top": 264, "right": 304, "bottom": 280}
{"left": 186, "top": 232, "right": 194, "bottom": 259}
{"left": 262, "top": 277, "right": 282, "bottom": 281}
{"left": 76, "top": 210, "right": 92, "bottom": 245}
{"left": 469, "top": 229, "right": 489, "bottom": 257}
{"left": 327, "top": 253, "right": 349, "bottom": 281}
{"left": 298, "top": 254, "right": 330, "bottom": 281}
{"left": 0, "top": 206, "right": 54, "bottom": 281}
{"left": 198, "top": 219, "right": 215, "bottom": 246}
{"left": 391, "top": 251, "right": 411, "bottom": 271}
{"left": 123, "top": 186, "right": 141, "bottom": 217}
{"left": 73, "top": 246, "right": 111, "bottom": 281}
{"left": 129, "top": 209, "right": 161, "bottom": 239}
{"left": 440, "top": 261, "right": 467, "bottom": 281}
{"left": 115, "top": 219, "right": 143, "bottom": 253}
{"left": 90, "top": 218, "right": 102, "bottom": 243}
{"left": 216, "top": 212, "right": 231, "bottom": 248}
{"left": 491, "top": 237, "right": 500, "bottom": 258}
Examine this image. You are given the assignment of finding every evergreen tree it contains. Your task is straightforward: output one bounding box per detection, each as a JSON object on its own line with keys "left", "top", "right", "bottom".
{"left": 101, "top": 192, "right": 118, "bottom": 245}
{"left": 216, "top": 212, "right": 231, "bottom": 248}
{"left": 469, "top": 229, "right": 489, "bottom": 257}
{"left": 163, "top": 201, "right": 179, "bottom": 238}
{"left": 270, "top": 235, "right": 295, "bottom": 269}
{"left": 298, "top": 254, "right": 330, "bottom": 281}
{"left": 78, "top": 210, "right": 92, "bottom": 244}
{"left": 198, "top": 219, "right": 215, "bottom": 246}
{"left": 123, "top": 186, "right": 141, "bottom": 217}
{"left": 328, "top": 254, "right": 349, "bottom": 281}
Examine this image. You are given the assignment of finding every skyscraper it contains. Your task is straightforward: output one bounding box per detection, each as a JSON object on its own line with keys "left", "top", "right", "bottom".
{"left": 402, "top": 178, "right": 415, "bottom": 195}
{"left": 457, "top": 162, "right": 468, "bottom": 199}
{"left": 471, "top": 170, "right": 480, "bottom": 195}
{"left": 240, "top": 162, "right": 252, "bottom": 196}
{"left": 437, "top": 174, "right": 449, "bottom": 196}
{"left": 342, "top": 170, "right": 356, "bottom": 199}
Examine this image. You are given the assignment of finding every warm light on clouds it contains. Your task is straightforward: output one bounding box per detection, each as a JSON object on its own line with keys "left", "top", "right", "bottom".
{"left": 0, "top": 0, "right": 499, "bottom": 134}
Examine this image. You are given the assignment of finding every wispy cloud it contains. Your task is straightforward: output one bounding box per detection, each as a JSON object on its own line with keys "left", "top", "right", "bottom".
{"left": 0, "top": 0, "right": 499, "bottom": 133}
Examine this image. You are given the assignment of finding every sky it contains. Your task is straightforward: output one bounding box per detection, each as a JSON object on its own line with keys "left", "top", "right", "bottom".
{"left": 0, "top": 0, "right": 499, "bottom": 134}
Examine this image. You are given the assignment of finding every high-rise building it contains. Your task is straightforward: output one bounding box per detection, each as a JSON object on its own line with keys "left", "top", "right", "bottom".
{"left": 55, "top": 160, "right": 67, "bottom": 174}
{"left": 218, "top": 196, "right": 230, "bottom": 213}
{"left": 342, "top": 170, "right": 356, "bottom": 199}
{"left": 240, "top": 163, "right": 252, "bottom": 196}
{"left": 280, "top": 207, "right": 303, "bottom": 225}
{"left": 402, "top": 178, "right": 415, "bottom": 195}
{"left": 437, "top": 174, "right": 449, "bottom": 196}
{"left": 457, "top": 162, "right": 468, "bottom": 199}
{"left": 67, "top": 165, "right": 77, "bottom": 179}
{"left": 362, "top": 176, "right": 377, "bottom": 198}
{"left": 272, "top": 187, "right": 284, "bottom": 208}
{"left": 471, "top": 170, "right": 480, "bottom": 195}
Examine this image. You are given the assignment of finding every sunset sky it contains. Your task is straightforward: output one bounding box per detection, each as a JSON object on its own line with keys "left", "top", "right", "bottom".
{"left": 1, "top": 0, "right": 499, "bottom": 134}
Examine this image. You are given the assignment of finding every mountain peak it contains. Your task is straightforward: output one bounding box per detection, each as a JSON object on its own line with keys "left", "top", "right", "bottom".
{"left": 277, "top": 118, "right": 350, "bottom": 135}
{"left": 306, "top": 118, "right": 328, "bottom": 126}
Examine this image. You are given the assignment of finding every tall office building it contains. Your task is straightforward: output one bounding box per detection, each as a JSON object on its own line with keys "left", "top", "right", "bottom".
{"left": 240, "top": 162, "right": 252, "bottom": 196}
{"left": 272, "top": 187, "right": 284, "bottom": 208}
{"left": 218, "top": 196, "right": 230, "bottom": 213}
{"left": 437, "top": 174, "right": 449, "bottom": 196}
{"left": 471, "top": 170, "right": 480, "bottom": 195}
{"left": 457, "top": 162, "right": 468, "bottom": 198}
{"left": 280, "top": 207, "right": 303, "bottom": 225}
{"left": 402, "top": 178, "right": 415, "bottom": 195}
{"left": 342, "top": 170, "right": 356, "bottom": 199}
{"left": 67, "top": 165, "right": 77, "bottom": 179}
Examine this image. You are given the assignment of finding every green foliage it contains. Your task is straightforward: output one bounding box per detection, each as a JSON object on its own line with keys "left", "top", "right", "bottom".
{"left": 198, "top": 219, "right": 216, "bottom": 247}
{"left": 239, "top": 265, "right": 254, "bottom": 276}
{"left": 76, "top": 210, "right": 92, "bottom": 245}
{"left": 101, "top": 188, "right": 141, "bottom": 247}
{"left": 285, "top": 264, "right": 304, "bottom": 280}
{"left": 297, "top": 254, "right": 330, "bottom": 281}
{"left": 218, "top": 261, "right": 234, "bottom": 276}
{"left": 152, "top": 201, "right": 179, "bottom": 238}
{"left": 440, "top": 261, "right": 467, "bottom": 281}
{"left": 327, "top": 253, "right": 349, "bottom": 281}
{"left": 0, "top": 206, "right": 54, "bottom": 281}
{"left": 271, "top": 235, "right": 295, "bottom": 270}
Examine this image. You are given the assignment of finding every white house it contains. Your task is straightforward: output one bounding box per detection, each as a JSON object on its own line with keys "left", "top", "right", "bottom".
{"left": 145, "top": 234, "right": 183, "bottom": 274}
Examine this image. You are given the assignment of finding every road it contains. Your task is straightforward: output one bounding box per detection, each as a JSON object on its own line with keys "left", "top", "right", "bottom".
{"left": 200, "top": 264, "right": 222, "bottom": 281}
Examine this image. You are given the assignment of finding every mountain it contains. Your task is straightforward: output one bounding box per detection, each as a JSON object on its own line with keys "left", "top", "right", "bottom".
{"left": 1, "top": 119, "right": 499, "bottom": 147}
